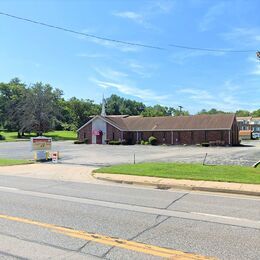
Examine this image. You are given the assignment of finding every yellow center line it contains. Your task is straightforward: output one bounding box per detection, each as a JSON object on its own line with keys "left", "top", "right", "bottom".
{"left": 0, "top": 214, "right": 216, "bottom": 259}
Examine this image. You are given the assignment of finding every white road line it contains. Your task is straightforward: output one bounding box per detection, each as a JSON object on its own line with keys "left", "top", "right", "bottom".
{"left": 0, "top": 186, "right": 259, "bottom": 230}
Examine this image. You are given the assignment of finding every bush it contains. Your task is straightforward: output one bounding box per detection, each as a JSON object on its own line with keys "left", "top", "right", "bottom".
{"left": 141, "top": 140, "right": 145, "bottom": 145}
{"left": 148, "top": 136, "right": 157, "bottom": 145}
{"left": 74, "top": 140, "right": 84, "bottom": 144}
{"left": 74, "top": 138, "right": 88, "bottom": 144}
{"left": 144, "top": 141, "right": 149, "bottom": 145}
{"left": 108, "top": 140, "right": 121, "bottom": 145}
{"left": 201, "top": 142, "right": 209, "bottom": 147}
{"left": 0, "top": 134, "right": 5, "bottom": 140}
{"left": 121, "top": 139, "right": 127, "bottom": 145}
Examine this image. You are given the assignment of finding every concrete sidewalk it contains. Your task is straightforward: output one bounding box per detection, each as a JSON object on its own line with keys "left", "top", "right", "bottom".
{"left": 92, "top": 173, "right": 260, "bottom": 196}
{"left": 0, "top": 164, "right": 97, "bottom": 183}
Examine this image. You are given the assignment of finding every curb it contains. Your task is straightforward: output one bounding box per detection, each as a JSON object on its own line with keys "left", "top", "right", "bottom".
{"left": 92, "top": 174, "right": 260, "bottom": 197}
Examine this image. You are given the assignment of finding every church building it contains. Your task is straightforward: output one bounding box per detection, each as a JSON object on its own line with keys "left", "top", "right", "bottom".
{"left": 77, "top": 99, "right": 239, "bottom": 146}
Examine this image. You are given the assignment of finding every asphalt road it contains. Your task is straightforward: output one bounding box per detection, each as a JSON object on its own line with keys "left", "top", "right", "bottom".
{"left": 0, "top": 140, "right": 259, "bottom": 166}
{"left": 0, "top": 175, "right": 259, "bottom": 259}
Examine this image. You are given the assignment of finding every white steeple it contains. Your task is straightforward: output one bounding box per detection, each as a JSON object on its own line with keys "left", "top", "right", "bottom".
{"left": 101, "top": 94, "right": 106, "bottom": 117}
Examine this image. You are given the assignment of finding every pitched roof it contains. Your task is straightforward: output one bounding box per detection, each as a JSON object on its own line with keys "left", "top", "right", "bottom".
{"left": 105, "top": 114, "right": 235, "bottom": 131}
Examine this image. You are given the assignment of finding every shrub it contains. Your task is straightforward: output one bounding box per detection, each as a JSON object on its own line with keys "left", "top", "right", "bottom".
{"left": 0, "top": 134, "right": 5, "bottom": 140}
{"left": 141, "top": 140, "right": 145, "bottom": 145}
{"left": 121, "top": 139, "right": 127, "bottom": 145}
{"left": 144, "top": 141, "right": 149, "bottom": 145}
{"left": 108, "top": 140, "right": 121, "bottom": 145}
{"left": 148, "top": 136, "right": 157, "bottom": 145}
{"left": 74, "top": 140, "right": 85, "bottom": 144}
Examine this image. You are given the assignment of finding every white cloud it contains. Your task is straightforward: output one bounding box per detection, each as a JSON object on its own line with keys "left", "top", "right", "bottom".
{"left": 76, "top": 53, "right": 106, "bottom": 59}
{"left": 222, "top": 27, "right": 260, "bottom": 47}
{"left": 113, "top": 1, "right": 174, "bottom": 30}
{"left": 126, "top": 60, "right": 158, "bottom": 78}
{"left": 177, "top": 81, "right": 255, "bottom": 112}
{"left": 199, "top": 2, "right": 227, "bottom": 31}
{"left": 178, "top": 88, "right": 214, "bottom": 100}
{"left": 247, "top": 55, "right": 260, "bottom": 76}
{"left": 113, "top": 11, "right": 145, "bottom": 24}
{"left": 92, "top": 67, "right": 168, "bottom": 102}
{"left": 94, "top": 68, "right": 128, "bottom": 80}
{"left": 95, "top": 80, "right": 168, "bottom": 102}
{"left": 251, "top": 63, "right": 260, "bottom": 75}
{"left": 170, "top": 50, "right": 225, "bottom": 64}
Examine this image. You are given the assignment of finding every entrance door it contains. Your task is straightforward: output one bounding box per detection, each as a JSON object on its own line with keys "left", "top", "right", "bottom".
{"left": 96, "top": 135, "right": 102, "bottom": 144}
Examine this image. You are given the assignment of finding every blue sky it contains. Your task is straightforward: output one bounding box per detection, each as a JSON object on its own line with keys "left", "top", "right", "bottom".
{"left": 0, "top": 0, "right": 259, "bottom": 113}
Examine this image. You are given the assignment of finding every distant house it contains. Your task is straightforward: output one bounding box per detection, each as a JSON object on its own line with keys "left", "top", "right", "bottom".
{"left": 77, "top": 113, "right": 239, "bottom": 146}
{"left": 237, "top": 116, "right": 260, "bottom": 139}
{"left": 239, "top": 130, "right": 252, "bottom": 140}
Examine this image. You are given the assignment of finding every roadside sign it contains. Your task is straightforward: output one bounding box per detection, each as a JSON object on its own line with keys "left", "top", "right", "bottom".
{"left": 52, "top": 151, "right": 58, "bottom": 163}
{"left": 31, "top": 136, "right": 52, "bottom": 151}
{"left": 34, "top": 150, "right": 47, "bottom": 161}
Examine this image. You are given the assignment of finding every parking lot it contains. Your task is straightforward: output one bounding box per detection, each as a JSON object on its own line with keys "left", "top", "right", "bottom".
{"left": 0, "top": 140, "right": 259, "bottom": 166}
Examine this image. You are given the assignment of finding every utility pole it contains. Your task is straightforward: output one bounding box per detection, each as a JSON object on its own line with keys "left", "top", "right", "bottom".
{"left": 178, "top": 105, "right": 183, "bottom": 115}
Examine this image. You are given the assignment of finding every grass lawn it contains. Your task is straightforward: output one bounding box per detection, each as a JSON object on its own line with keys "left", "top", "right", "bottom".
{"left": 0, "top": 130, "right": 77, "bottom": 142}
{"left": 94, "top": 163, "right": 260, "bottom": 184}
{"left": 0, "top": 158, "right": 33, "bottom": 166}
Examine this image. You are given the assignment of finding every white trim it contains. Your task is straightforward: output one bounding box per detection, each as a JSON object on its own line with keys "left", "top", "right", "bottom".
{"left": 77, "top": 115, "right": 123, "bottom": 132}
{"left": 77, "top": 116, "right": 98, "bottom": 132}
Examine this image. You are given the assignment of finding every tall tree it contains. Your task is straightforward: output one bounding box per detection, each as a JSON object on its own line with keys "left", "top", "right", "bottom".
{"left": 0, "top": 78, "right": 27, "bottom": 132}
{"left": 67, "top": 97, "right": 101, "bottom": 128}
{"left": 18, "top": 82, "right": 62, "bottom": 135}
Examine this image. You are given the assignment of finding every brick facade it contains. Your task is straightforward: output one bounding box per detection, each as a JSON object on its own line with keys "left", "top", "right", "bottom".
{"left": 78, "top": 115, "right": 239, "bottom": 146}
{"left": 78, "top": 122, "right": 92, "bottom": 143}
{"left": 106, "top": 123, "right": 123, "bottom": 141}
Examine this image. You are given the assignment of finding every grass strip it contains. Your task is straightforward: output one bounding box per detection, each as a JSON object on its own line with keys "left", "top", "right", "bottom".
{"left": 94, "top": 163, "right": 260, "bottom": 184}
{"left": 0, "top": 158, "right": 33, "bottom": 166}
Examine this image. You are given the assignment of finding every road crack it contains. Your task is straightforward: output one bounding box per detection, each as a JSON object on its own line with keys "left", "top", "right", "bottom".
{"left": 101, "top": 215, "right": 170, "bottom": 259}
{"left": 165, "top": 193, "right": 189, "bottom": 209}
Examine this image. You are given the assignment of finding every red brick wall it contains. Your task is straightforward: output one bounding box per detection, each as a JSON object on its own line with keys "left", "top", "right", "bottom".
{"left": 206, "top": 130, "right": 221, "bottom": 141}
{"left": 78, "top": 122, "right": 92, "bottom": 143}
{"left": 78, "top": 120, "right": 238, "bottom": 146}
{"left": 106, "top": 123, "right": 122, "bottom": 141}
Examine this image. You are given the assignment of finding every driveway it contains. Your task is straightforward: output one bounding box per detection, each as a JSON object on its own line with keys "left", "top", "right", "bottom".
{"left": 0, "top": 140, "right": 259, "bottom": 166}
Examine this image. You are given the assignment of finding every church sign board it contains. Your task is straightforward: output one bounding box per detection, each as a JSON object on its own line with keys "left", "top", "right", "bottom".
{"left": 31, "top": 136, "right": 52, "bottom": 151}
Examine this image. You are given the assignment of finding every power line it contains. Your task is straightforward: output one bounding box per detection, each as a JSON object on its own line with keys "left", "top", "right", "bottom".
{"left": 169, "top": 44, "right": 256, "bottom": 53}
{"left": 0, "top": 11, "right": 258, "bottom": 54}
{"left": 0, "top": 11, "right": 164, "bottom": 50}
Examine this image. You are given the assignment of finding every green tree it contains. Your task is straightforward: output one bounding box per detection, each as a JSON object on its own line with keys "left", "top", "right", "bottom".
{"left": 235, "top": 110, "right": 251, "bottom": 117}
{"left": 67, "top": 97, "right": 101, "bottom": 128}
{"left": 18, "top": 82, "right": 63, "bottom": 135}
{"left": 197, "top": 108, "right": 227, "bottom": 115}
{"left": 105, "top": 94, "right": 145, "bottom": 115}
{"left": 0, "top": 78, "right": 27, "bottom": 132}
{"left": 252, "top": 109, "right": 260, "bottom": 117}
